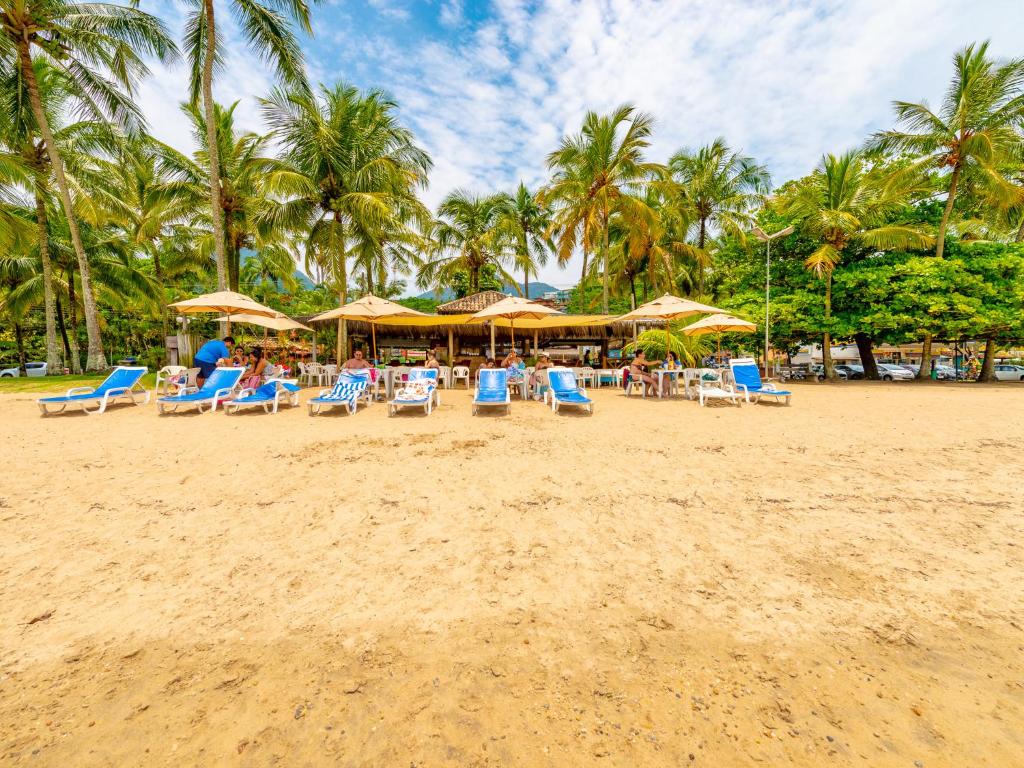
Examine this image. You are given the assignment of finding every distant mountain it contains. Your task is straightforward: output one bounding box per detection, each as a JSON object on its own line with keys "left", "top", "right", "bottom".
{"left": 416, "top": 281, "right": 562, "bottom": 301}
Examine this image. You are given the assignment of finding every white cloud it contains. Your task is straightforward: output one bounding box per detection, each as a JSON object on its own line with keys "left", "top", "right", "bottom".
{"left": 136, "top": 0, "right": 1024, "bottom": 289}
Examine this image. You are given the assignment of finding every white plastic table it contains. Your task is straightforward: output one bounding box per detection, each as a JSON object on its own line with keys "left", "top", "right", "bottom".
{"left": 653, "top": 369, "right": 682, "bottom": 398}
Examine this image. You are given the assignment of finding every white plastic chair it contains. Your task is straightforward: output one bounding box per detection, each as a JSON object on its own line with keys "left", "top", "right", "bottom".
{"left": 155, "top": 365, "right": 187, "bottom": 395}
{"left": 452, "top": 365, "right": 470, "bottom": 388}
{"left": 697, "top": 370, "right": 741, "bottom": 407}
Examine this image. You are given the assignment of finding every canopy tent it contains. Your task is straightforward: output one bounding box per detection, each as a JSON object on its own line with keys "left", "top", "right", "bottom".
{"left": 468, "top": 296, "right": 562, "bottom": 359}
{"left": 681, "top": 313, "right": 756, "bottom": 358}
{"left": 617, "top": 294, "right": 726, "bottom": 358}
{"left": 310, "top": 294, "right": 428, "bottom": 361}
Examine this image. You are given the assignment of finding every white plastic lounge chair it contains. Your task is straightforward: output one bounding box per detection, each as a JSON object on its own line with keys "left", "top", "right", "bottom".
{"left": 730, "top": 357, "right": 792, "bottom": 405}
{"left": 225, "top": 379, "right": 300, "bottom": 414}
{"left": 307, "top": 371, "right": 371, "bottom": 415}
{"left": 472, "top": 368, "right": 511, "bottom": 415}
{"left": 388, "top": 369, "right": 438, "bottom": 417}
{"left": 155, "top": 365, "right": 187, "bottom": 396}
{"left": 37, "top": 366, "right": 150, "bottom": 415}
{"left": 157, "top": 366, "right": 245, "bottom": 414}
{"left": 696, "top": 370, "right": 741, "bottom": 407}
{"left": 545, "top": 367, "right": 594, "bottom": 414}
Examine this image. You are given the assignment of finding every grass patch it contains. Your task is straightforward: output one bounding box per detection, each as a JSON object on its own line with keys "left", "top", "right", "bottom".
{"left": 0, "top": 373, "right": 158, "bottom": 394}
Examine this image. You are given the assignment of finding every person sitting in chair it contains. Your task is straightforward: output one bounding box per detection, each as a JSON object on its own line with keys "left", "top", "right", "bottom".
{"left": 630, "top": 351, "right": 664, "bottom": 396}
{"left": 343, "top": 349, "right": 372, "bottom": 370}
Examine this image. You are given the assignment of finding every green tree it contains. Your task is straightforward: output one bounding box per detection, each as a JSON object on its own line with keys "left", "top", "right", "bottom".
{"left": 261, "top": 82, "right": 430, "bottom": 358}
{"left": 1, "top": 0, "right": 177, "bottom": 369}
{"left": 184, "top": 0, "right": 313, "bottom": 292}
{"left": 870, "top": 41, "right": 1024, "bottom": 378}
{"left": 668, "top": 137, "right": 769, "bottom": 289}
{"left": 419, "top": 190, "right": 510, "bottom": 295}
{"left": 546, "top": 104, "right": 663, "bottom": 313}
{"left": 780, "top": 151, "right": 933, "bottom": 379}
{"left": 496, "top": 182, "right": 552, "bottom": 298}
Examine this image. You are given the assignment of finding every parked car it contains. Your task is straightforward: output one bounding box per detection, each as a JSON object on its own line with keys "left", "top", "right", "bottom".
{"left": 809, "top": 364, "right": 847, "bottom": 381}
{"left": 876, "top": 363, "right": 914, "bottom": 381}
{"left": 0, "top": 361, "right": 47, "bottom": 378}
{"left": 834, "top": 364, "right": 864, "bottom": 380}
{"left": 994, "top": 364, "right": 1024, "bottom": 381}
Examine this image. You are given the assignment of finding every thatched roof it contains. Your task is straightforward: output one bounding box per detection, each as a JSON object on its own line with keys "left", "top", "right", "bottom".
{"left": 437, "top": 290, "right": 508, "bottom": 314}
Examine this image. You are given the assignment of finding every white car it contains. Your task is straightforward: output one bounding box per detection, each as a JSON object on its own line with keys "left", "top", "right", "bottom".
{"left": 0, "top": 361, "right": 47, "bottom": 378}
{"left": 876, "top": 363, "right": 914, "bottom": 381}
{"left": 994, "top": 364, "right": 1024, "bottom": 382}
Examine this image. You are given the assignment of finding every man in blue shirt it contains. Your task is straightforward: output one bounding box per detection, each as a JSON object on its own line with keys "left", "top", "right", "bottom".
{"left": 194, "top": 336, "right": 235, "bottom": 385}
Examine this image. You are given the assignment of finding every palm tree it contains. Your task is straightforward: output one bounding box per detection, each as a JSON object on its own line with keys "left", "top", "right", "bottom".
{"left": 177, "top": 101, "right": 298, "bottom": 292}
{"left": 669, "top": 138, "right": 769, "bottom": 289}
{"left": 260, "top": 83, "right": 431, "bottom": 358}
{"left": 546, "top": 104, "right": 664, "bottom": 313}
{"left": 870, "top": 42, "right": 1024, "bottom": 378}
{"left": 418, "top": 190, "right": 511, "bottom": 294}
{"left": 780, "top": 151, "right": 933, "bottom": 379}
{"left": 1, "top": 0, "right": 177, "bottom": 369}
{"left": 184, "top": 0, "right": 313, "bottom": 293}
{"left": 0, "top": 58, "right": 62, "bottom": 372}
{"left": 497, "top": 183, "right": 551, "bottom": 298}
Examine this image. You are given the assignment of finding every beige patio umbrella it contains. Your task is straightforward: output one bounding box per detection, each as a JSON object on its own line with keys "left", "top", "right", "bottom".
{"left": 310, "top": 294, "right": 427, "bottom": 361}
{"left": 227, "top": 313, "right": 312, "bottom": 332}
{"left": 469, "top": 296, "right": 561, "bottom": 359}
{"left": 617, "top": 294, "right": 726, "bottom": 359}
{"left": 681, "top": 312, "right": 756, "bottom": 359}
{"left": 169, "top": 290, "right": 282, "bottom": 333}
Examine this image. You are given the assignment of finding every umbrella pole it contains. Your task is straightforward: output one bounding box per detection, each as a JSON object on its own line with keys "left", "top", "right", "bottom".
{"left": 510, "top": 320, "right": 515, "bottom": 352}
{"left": 371, "top": 323, "right": 377, "bottom": 362}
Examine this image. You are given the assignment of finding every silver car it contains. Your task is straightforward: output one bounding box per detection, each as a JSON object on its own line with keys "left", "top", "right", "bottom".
{"left": 0, "top": 361, "right": 47, "bottom": 378}
{"left": 876, "top": 363, "right": 914, "bottom": 381}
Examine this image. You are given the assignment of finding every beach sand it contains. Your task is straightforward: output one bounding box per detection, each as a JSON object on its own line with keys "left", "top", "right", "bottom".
{"left": 1, "top": 381, "right": 1022, "bottom": 766}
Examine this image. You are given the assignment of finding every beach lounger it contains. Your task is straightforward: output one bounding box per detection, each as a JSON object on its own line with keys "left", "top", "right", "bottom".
{"left": 472, "top": 368, "right": 511, "bottom": 415}
{"left": 696, "top": 370, "right": 741, "bottom": 407}
{"left": 388, "top": 371, "right": 438, "bottom": 417}
{"left": 225, "top": 379, "right": 301, "bottom": 414}
{"left": 307, "top": 371, "right": 371, "bottom": 416}
{"left": 37, "top": 366, "right": 150, "bottom": 415}
{"left": 157, "top": 366, "right": 245, "bottom": 414}
{"left": 545, "top": 368, "right": 594, "bottom": 414}
{"left": 730, "top": 357, "right": 792, "bottom": 405}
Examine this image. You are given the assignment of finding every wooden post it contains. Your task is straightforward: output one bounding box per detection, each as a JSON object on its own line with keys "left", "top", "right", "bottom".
{"left": 447, "top": 327, "right": 454, "bottom": 365}
{"left": 533, "top": 330, "right": 539, "bottom": 358}
{"left": 490, "top": 322, "right": 496, "bottom": 360}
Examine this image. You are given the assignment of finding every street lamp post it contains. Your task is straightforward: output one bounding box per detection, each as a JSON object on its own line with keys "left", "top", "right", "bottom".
{"left": 753, "top": 226, "right": 794, "bottom": 375}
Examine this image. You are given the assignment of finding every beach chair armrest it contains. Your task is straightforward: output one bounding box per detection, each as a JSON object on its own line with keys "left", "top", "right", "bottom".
{"left": 734, "top": 382, "right": 750, "bottom": 394}
{"left": 66, "top": 386, "right": 96, "bottom": 396}
{"left": 317, "top": 388, "right": 332, "bottom": 397}
{"left": 237, "top": 387, "right": 257, "bottom": 399}
{"left": 213, "top": 387, "right": 235, "bottom": 400}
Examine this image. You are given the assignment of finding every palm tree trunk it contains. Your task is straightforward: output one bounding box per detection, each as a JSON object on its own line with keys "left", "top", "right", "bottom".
{"left": 65, "top": 267, "right": 82, "bottom": 374}
{"left": 202, "top": 0, "right": 228, "bottom": 291}
{"left": 334, "top": 212, "right": 348, "bottom": 363}
{"left": 935, "top": 164, "right": 961, "bottom": 260}
{"left": 916, "top": 334, "right": 934, "bottom": 380}
{"left": 34, "top": 183, "right": 61, "bottom": 374}
{"left": 578, "top": 247, "right": 589, "bottom": 308}
{"left": 601, "top": 205, "right": 610, "bottom": 314}
{"left": 227, "top": 235, "right": 240, "bottom": 291}
{"left": 977, "top": 336, "right": 997, "bottom": 382}
{"left": 18, "top": 40, "right": 106, "bottom": 370}
{"left": 698, "top": 217, "right": 707, "bottom": 250}
{"left": 1016, "top": 215, "right": 1024, "bottom": 243}
{"left": 55, "top": 294, "right": 72, "bottom": 371}
{"left": 522, "top": 262, "right": 529, "bottom": 299}
{"left": 822, "top": 273, "right": 835, "bottom": 380}
{"left": 14, "top": 320, "right": 27, "bottom": 375}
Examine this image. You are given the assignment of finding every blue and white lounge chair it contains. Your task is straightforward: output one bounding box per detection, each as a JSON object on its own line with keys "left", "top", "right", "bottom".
{"left": 37, "top": 366, "right": 149, "bottom": 415}
{"left": 545, "top": 367, "right": 594, "bottom": 414}
{"left": 472, "top": 368, "right": 510, "bottom": 415}
{"left": 307, "top": 371, "right": 371, "bottom": 416}
{"left": 225, "top": 379, "right": 300, "bottom": 414}
{"left": 408, "top": 367, "right": 441, "bottom": 406}
{"left": 729, "top": 357, "right": 792, "bottom": 405}
{"left": 388, "top": 371, "right": 438, "bottom": 417}
{"left": 157, "top": 366, "right": 245, "bottom": 414}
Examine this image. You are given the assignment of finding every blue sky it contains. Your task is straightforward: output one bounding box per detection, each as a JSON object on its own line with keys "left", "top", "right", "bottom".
{"left": 138, "top": 0, "right": 1024, "bottom": 288}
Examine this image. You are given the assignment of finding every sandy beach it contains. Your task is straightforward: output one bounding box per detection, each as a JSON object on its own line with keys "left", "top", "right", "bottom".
{"left": 1, "top": 381, "right": 1022, "bottom": 766}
